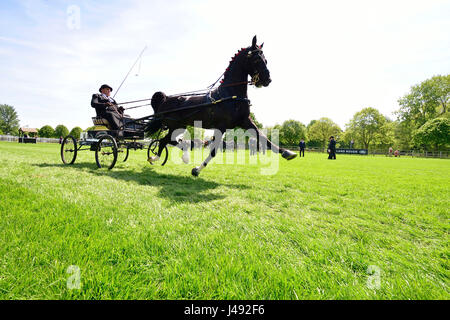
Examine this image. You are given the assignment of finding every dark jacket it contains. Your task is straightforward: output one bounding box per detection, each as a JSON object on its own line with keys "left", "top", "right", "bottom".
{"left": 328, "top": 139, "right": 336, "bottom": 151}
{"left": 91, "top": 93, "right": 123, "bottom": 117}
{"left": 299, "top": 141, "right": 306, "bottom": 149}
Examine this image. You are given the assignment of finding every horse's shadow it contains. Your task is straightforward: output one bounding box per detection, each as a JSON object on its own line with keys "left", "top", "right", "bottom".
{"left": 34, "top": 162, "right": 248, "bottom": 203}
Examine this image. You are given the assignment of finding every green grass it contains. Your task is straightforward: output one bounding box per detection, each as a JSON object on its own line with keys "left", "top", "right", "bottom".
{"left": 0, "top": 141, "right": 448, "bottom": 299}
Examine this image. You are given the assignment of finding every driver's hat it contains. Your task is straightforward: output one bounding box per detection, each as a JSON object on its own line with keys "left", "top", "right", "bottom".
{"left": 99, "top": 84, "right": 113, "bottom": 92}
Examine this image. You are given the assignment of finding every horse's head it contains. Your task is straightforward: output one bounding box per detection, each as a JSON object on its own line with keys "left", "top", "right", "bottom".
{"left": 246, "top": 36, "right": 271, "bottom": 88}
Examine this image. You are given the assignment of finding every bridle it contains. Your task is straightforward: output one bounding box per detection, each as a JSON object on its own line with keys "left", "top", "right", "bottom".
{"left": 220, "top": 80, "right": 252, "bottom": 88}
{"left": 247, "top": 49, "right": 267, "bottom": 87}
{"left": 250, "top": 73, "right": 260, "bottom": 86}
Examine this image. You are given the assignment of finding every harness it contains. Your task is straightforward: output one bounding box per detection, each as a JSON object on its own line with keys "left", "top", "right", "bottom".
{"left": 117, "top": 66, "right": 258, "bottom": 125}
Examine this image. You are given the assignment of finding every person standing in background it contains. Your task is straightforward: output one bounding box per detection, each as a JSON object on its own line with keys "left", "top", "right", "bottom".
{"left": 328, "top": 136, "right": 336, "bottom": 160}
{"left": 299, "top": 139, "right": 306, "bottom": 157}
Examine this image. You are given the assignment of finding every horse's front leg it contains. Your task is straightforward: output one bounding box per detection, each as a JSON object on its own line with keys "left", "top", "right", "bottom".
{"left": 242, "top": 117, "right": 297, "bottom": 160}
{"left": 191, "top": 129, "right": 223, "bottom": 177}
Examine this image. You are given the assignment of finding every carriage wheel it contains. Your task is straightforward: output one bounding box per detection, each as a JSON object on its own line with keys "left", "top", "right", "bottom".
{"left": 147, "top": 139, "right": 168, "bottom": 166}
{"left": 61, "top": 135, "right": 77, "bottom": 165}
{"left": 116, "top": 143, "right": 130, "bottom": 163}
{"left": 123, "top": 147, "right": 130, "bottom": 162}
{"left": 95, "top": 134, "right": 118, "bottom": 169}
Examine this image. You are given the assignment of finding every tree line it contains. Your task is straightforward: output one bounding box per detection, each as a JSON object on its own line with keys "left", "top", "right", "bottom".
{"left": 1, "top": 74, "right": 448, "bottom": 150}
{"left": 37, "top": 125, "right": 83, "bottom": 139}
{"left": 265, "top": 74, "right": 449, "bottom": 151}
{"left": 0, "top": 106, "right": 84, "bottom": 139}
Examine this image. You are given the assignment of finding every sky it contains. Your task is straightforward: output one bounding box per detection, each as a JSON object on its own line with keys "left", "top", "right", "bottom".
{"left": 0, "top": 0, "right": 449, "bottom": 130}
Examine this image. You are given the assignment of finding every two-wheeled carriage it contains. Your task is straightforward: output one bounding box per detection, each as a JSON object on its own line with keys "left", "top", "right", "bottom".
{"left": 61, "top": 36, "right": 298, "bottom": 175}
{"left": 60, "top": 115, "right": 168, "bottom": 169}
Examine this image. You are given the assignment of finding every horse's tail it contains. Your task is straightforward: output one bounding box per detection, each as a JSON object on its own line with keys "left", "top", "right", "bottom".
{"left": 151, "top": 91, "right": 166, "bottom": 113}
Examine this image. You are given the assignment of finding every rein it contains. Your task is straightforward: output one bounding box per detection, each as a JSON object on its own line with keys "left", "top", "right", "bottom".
{"left": 124, "top": 103, "right": 152, "bottom": 110}
{"left": 118, "top": 98, "right": 151, "bottom": 105}
{"left": 118, "top": 74, "right": 254, "bottom": 110}
{"left": 121, "top": 80, "right": 252, "bottom": 110}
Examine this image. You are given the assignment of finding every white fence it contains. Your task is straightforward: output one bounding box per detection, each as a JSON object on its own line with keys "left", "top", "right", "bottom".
{"left": 0, "top": 135, "right": 18, "bottom": 142}
{"left": 37, "top": 137, "right": 60, "bottom": 143}
{"left": 0, "top": 135, "right": 60, "bottom": 143}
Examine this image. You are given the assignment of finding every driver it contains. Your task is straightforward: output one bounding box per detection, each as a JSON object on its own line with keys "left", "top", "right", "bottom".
{"left": 91, "top": 84, "right": 125, "bottom": 130}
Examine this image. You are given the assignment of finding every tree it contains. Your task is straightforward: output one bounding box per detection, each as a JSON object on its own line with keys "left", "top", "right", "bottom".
{"left": 376, "top": 120, "right": 396, "bottom": 149}
{"left": 340, "top": 130, "right": 354, "bottom": 148}
{"left": 0, "top": 128, "right": 3, "bottom": 135}
{"left": 54, "top": 125, "right": 69, "bottom": 138}
{"left": 69, "top": 127, "right": 83, "bottom": 139}
{"left": 413, "top": 118, "right": 449, "bottom": 150}
{"left": 392, "top": 120, "right": 414, "bottom": 150}
{"left": 306, "top": 120, "right": 317, "bottom": 129}
{"left": 307, "top": 117, "right": 341, "bottom": 148}
{"left": 0, "top": 104, "right": 20, "bottom": 135}
{"left": 39, "top": 125, "right": 55, "bottom": 138}
{"left": 396, "top": 75, "right": 449, "bottom": 127}
{"left": 346, "top": 107, "right": 387, "bottom": 149}
{"left": 305, "top": 121, "right": 322, "bottom": 147}
{"left": 277, "top": 120, "right": 307, "bottom": 146}
{"left": 249, "top": 112, "right": 263, "bottom": 129}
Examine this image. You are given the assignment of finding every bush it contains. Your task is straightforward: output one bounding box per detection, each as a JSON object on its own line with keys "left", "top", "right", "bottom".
{"left": 69, "top": 127, "right": 83, "bottom": 139}
{"left": 54, "top": 125, "right": 69, "bottom": 138}
{"left": 39, "top": 125, "right": 55, "bottom": 138}
{"left": 413, "top": 118, "right": 450, "bottom": 150}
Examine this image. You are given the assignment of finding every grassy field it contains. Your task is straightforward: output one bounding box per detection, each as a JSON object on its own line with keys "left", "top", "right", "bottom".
{"left": 0, "top": 141, "right": 448, "bottom": 299}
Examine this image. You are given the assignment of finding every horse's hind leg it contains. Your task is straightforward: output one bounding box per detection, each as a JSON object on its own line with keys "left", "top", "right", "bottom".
{"left": 145, "top": 119, "right": 163, "bottom": 135}
{"left": 148, "top": 128, "right": 176, "bottom": 163}
{"left": 242, "top": 117, "right": 297, "bottom": 160}
{"left": 191, "top": 129, "right": 223, "bottom": 177}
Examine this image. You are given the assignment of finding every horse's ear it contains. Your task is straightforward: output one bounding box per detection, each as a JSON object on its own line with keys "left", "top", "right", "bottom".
{"left": 252, "top": 35, "right": 257, "bottom": 49}
{"left": 260, "top": 42, "right": 264, "bottom": 48}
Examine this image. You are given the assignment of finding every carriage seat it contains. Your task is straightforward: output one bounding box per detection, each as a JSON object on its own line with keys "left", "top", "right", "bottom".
{"left": 92, "top": 116, "right": 111, "bottom": 128}
{"left": 91, "top": 116, "right": 144, "bottom": 135}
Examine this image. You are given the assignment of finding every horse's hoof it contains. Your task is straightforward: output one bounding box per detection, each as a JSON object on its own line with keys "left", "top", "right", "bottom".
{"left": 182, "top": 152, "right": 190, "bottom": 164}
{"left": 191, "top": 167, "right": 200, "bottom": 177}
{"left": 148, "top": 155, "right": 160, "bottom": 164}
{"left": 282, "top": 150, "right": 297, "bottom": 160}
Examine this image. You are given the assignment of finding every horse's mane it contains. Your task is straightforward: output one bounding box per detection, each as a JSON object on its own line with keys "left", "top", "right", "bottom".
{"left": 220, "top": 47, "right": 249, "bottom": 84}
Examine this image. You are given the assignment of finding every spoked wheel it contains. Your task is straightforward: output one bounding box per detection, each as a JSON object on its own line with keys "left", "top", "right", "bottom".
{"left": 95, "top": 134, "right": 118, "bottom": 169}
{"left": 147, "top": 139, "right": 168, "bottom": 166}
{"left": 116, "top": 143, "right": 130, "bottom": 163}
{"left": 61, "top": 135, "right": 78, "bottom": 165}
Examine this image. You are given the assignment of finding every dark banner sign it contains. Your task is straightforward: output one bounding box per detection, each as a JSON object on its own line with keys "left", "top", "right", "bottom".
{"left": 336, "top": 148, "right": 368, "bottom": 155}
{"left": 18, "top": 137, "right": 37, "bottom": 144}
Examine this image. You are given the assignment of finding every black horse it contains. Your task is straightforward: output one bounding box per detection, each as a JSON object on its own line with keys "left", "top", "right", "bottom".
{"left": 147, "top": 36, "right": 297, "bottom": 176}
